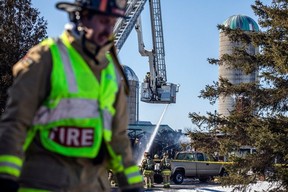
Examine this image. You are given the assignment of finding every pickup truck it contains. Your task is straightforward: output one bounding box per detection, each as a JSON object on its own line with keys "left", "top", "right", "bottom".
{"left": 171, "top": 151, "right": 227, "bottom": 184}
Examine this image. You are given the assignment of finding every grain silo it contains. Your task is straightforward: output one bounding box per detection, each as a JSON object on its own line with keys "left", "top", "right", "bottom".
{"left": 123, "top": 65, "right": 139, "bottom": 124}
{"left": 218, "top": 15, "right": 259, "bottom": 116}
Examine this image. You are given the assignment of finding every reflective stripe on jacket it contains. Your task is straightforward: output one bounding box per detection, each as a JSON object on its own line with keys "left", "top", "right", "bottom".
{"left": 23, "top": 33, "right": 118, "bottom": 158}
{"left": 161, "top": 169, "right": 171, "bottom": 176}
{"left": 0, "top": 155, "right": 22, "bottom": 177}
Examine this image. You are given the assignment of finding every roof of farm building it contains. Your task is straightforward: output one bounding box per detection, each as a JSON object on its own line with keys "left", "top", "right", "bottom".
{"left": 223, "top": 14, "right": 259, "bottom": 31}
{"left": 128, "top": 121, "right": 175, "bottom": 134}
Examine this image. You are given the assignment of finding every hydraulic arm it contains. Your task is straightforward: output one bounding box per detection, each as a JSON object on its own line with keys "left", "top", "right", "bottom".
{"left": 113, "top": 0, "right": 179, "bottom": 104}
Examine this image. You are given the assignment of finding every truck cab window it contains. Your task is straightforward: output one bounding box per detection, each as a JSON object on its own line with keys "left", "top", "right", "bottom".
{"left": 176, "top": 153, "right": 186, "bottom": 160}
{"left": 185, "top": 154, "right": 194, "bottom": 160}
{"left": 196, "top": 153, "right": 204, "bottom": 161}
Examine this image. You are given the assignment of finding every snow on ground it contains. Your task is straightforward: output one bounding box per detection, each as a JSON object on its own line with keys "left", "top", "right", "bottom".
{"left": 175, "top": 181, "right": 280, "bottom": 192}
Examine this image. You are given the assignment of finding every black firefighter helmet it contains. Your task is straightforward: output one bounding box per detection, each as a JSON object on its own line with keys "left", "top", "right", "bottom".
{"left": 56, "top": 0, "right": 127, "bottom": 18}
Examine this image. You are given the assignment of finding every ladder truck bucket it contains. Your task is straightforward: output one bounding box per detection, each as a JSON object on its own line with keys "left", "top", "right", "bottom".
{"left": 140, "top": 82, "right": 179, "bottom": 104}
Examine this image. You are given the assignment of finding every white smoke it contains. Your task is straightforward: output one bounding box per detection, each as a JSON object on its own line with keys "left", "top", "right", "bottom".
{"left": 178, "top": 135, "right": 190, "bottom": 144}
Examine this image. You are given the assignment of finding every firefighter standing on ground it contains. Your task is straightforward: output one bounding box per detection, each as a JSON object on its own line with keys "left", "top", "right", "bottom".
{"left": 153, "top": 154, "right": 161, "bottom": 173}
{"left": 141, "top": 152, "right": 155, "bottom": 188}
{"left": 0, "top": 0, "right": 143, "bottom": 191}
{"left": 153, "top": 154, "right": 163, "bottom": 184}
{"left": 160, "top": 152, "right": 172, "bottom": 188}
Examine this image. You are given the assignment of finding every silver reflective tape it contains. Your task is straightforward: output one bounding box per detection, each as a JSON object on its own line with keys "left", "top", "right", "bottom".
{"left": 33, "top": 98, "right": 99, "bottom": 124}
{"left": 56, "top": 39, "right": 78, "bottom": 93}
{"left": 102, "top": 109, "right": 112, "bottom": 131}
{"left": 115, "top": 68, "right": 121, "bottom": 87}
{"left": 127, "top": 171, "right": 140, "bottom": 179}
{"left": 0, "top": 162, "right": 21, "bottom": 170}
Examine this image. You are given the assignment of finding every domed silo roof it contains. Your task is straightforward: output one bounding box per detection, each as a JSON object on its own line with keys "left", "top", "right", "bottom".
{"left": 223, "top": 14, "right": 259, "bottom": 31}
{"left": 122, "top": 65, "right": 139, "bottom": 82}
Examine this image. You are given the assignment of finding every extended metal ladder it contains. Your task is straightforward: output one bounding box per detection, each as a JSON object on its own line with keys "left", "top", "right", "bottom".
{"left": 113, "top": 0, "right": 179, "bottom": 103}
{"left": 113, "top": 0, "right": 147, "bottom": 52}
{"left": 114, "top": 0, "right": 166, "bottom": 83}
{"left": 149, "top": 0, "right": 166, "bottom": 83}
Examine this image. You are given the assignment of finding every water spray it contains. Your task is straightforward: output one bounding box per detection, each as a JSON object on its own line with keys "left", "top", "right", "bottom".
{"left": 137, "top": 104, "right": 169, "bottom": 165}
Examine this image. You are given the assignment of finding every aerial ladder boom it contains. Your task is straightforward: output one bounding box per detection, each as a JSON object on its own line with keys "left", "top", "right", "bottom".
{"left": 114, "top": 0, "right": 179, "bottom": 104}
{"left": 113, "top": 0, "right": 147, "bottom": 52}
{"left": 134, "top": 17, "right": 156, "bottom": 95}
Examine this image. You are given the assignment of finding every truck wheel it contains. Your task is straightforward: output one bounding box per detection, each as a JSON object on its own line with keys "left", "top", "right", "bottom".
{"left": 173, "top": 171, "right": 184, "bottom": 184}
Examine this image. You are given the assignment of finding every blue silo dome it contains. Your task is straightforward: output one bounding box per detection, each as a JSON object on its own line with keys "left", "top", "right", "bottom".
{"left": 122, "top": 65, "right": 139, "bottom": 82}
{"left": 223, "top": 15, "right": 259, "bottom": 31}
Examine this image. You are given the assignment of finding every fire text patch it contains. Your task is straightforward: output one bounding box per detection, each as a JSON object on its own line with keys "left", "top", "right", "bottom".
{"left": 49, "top": 126, "right": 94, "bottom": 147}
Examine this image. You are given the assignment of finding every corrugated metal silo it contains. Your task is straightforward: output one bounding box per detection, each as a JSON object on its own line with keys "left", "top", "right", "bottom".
{"left": 218, "top": 15, "right": 259, "bottom": 116}
{"left": 123, "top": 65, "right": 139, "bottom": 124}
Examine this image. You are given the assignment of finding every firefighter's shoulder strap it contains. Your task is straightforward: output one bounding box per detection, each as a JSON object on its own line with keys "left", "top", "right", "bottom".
{"left": 109, "top": 45, "right": 130, "bottom": 96}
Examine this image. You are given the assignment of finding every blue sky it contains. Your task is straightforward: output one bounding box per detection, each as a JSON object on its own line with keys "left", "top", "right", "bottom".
{"left": 31, "top": 0, "right": 271, "bottom": 131}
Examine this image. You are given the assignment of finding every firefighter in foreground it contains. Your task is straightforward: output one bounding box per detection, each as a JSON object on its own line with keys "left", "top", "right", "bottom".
{"left": 0, "top": 0, "right": 143, "bottom": 191}
{"left": 141, "top": 152, "right": 155, "bottom": 188}
{"left": 160, "top": 152, "right": 172, "bottom": 188}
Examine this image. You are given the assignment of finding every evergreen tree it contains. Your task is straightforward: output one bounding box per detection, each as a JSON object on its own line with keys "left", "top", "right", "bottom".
{"left": 0, "top": 0, "right": 47, "bottom": 115}
{"left": 188, "top": 0, "right": 288, "bottom": 191}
